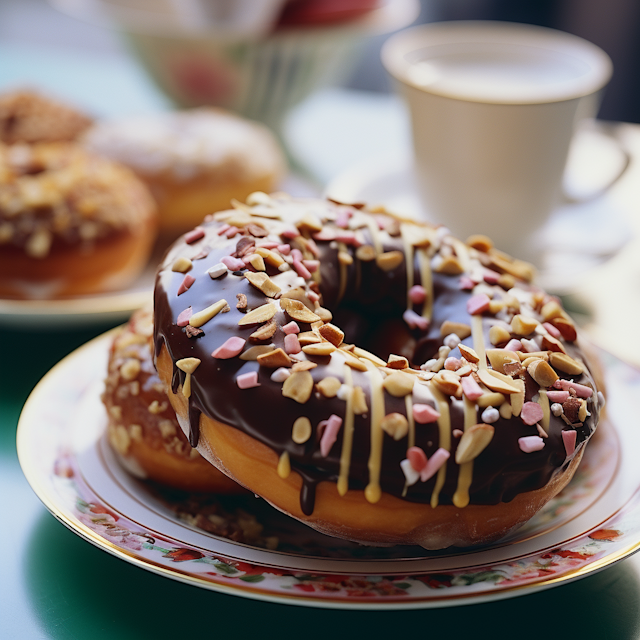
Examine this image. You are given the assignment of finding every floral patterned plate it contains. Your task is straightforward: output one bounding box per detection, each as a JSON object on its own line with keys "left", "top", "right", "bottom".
{"left": 17, "top": 331, "right": 640, "bottom": 609}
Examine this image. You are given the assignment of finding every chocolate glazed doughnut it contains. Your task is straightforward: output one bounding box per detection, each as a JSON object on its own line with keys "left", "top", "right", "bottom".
{"left": 153, "top": 193, "right": 603, "bottom": 549}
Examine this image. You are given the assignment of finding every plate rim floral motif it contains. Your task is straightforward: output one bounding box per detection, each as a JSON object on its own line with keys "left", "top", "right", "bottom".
{"left": 17, "top": 330, "right": 640, "bottom": 609}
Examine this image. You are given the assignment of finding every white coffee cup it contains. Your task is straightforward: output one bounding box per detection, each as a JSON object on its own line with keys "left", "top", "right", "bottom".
{"left": 382, "top": 21, "right": 614, "bottom": 262}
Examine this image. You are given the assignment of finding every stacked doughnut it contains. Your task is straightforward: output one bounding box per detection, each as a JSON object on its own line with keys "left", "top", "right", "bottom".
{"left": 153, "top": 193, "right": 603, "bottom": 549}
{"left": 103, "top": 306, "right": 241, "bottom": 493}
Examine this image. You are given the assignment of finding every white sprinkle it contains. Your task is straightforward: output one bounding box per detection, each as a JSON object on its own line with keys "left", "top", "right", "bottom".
{"left": 421, "top": 358, "right": 438, "bottom": 372}
{"left": 270, "top": 368, "right": 291, "bottom": 383}
{"left": 520, "top": 338, "right": 539, "bottom": 353}
{"left": 481, "top": 407, "right": 500, "bottom": 424}
{"left": 437, "top": 345, "right": 451, "bottom": 359}
{"left": 278, "top": 263, "right": 290, "bottom": 272}
{"left": 400, "top": 459, "right": 419, "bottom": 486}
{"left": 337, "top": 384, "right": 351, "bottom": 401}
{"left": 443, "top": 333, "right": 461, "bottom": 349}
{"left": 551, "top": 403, "right": 563, "bottom": 416}
{"left": 413, "top": 382, "right": 434, "bottom": 404}
{"left": 207, "top": 263, "right": 228, "bottom": 279}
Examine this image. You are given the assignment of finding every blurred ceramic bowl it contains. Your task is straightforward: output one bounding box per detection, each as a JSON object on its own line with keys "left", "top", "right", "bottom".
{"left": 51, "top": 0, "right": 419, "bottom": 132}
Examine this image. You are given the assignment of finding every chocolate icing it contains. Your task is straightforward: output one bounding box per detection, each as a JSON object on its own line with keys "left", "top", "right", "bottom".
{"left": 153, "top": 196, "right": 601, "bottom": 516}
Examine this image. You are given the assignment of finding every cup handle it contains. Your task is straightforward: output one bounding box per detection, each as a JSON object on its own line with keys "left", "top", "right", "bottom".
{"left": 562, "top": 124, "right": 632, "bottom": 205}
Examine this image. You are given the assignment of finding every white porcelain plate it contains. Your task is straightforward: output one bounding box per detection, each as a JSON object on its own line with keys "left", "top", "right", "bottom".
{"left": 17, "top": 331, "right": 640, "bottom": 609}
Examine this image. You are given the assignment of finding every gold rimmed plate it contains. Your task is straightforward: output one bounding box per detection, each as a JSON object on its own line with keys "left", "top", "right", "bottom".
{"left": 17, "top": 331, "right": 640, "bottom": 608}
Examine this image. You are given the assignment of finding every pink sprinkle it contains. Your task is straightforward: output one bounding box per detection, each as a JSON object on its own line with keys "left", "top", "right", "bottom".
{"left": 335, "top": 230, "right": 356, "bottom": 244}
{"left": 236, "top": 371, "right": 260, "bottom": 389}
{"left": 216, "top": 224, "right": 230, "bottom": 235}
{"left": 308, "top": 291, "right": 320, "bottom": 303}
{"left": 467, "top": 293, "right": 491, "bottom": 315}
{"left": 212, "top": 337, "right": 246, "bottom": 359}
{"left": 225, "top": 226, "right": 240, "bottom": 238}
{"left": 420, "top": 448, "right": 450, "bottom": 482}
{"left": 320, "top": 414, "right": 343, "bottom": 457}
{"left": 505, "top": 339, "right": 523, "bottom": 352}
{"left": 176, "top": 307, "right": 192, "bottom": 327}
{"left": 452, "top": 429, "right": 463, "bottom": 438}
{"left": 282, "top": 321, "right": 300, "bottom": 335}
{"left": 303, "top": 259, "right": 320, "bottom": 273}
{"left": 281, "top": 227, "right": 300, "bottom": 239}
{"left": 459, "top": 276, "right": 475, "bottom": 290}
{"left": 409, "top": 285, "right": 426, "bottom": 304}
{"left": 519, "top": 436, "right": 545, "bottom": 453}
{"left": 284, "top": 334, "right": 302, "bottom": 354}
{"left": 483, "top": 269, "right": 501, "bottom": 285}
{"left": 291, "top": 248, "right": 303, "bottom": 262}
{"left": 521, "top": 402, "right": 544, "bottom": 426}
{"left": 256, "top": 241, "right": 279, "bottom": 249}
{"left": 313, "top": 229, "right": 337, "bottom": 242}
{"left": 336, "top": 210, "right": 352, "bottom": 229}
{"left": 553, "top": 379, "right": 594, "bottom": 399}
{"left": 413, "top": 403, "right": 441, "bottom": 424}
{"left": 277, "top": 244, "right": 291, "bottom": 255}
{"left": 562, "top": 430, "right": 577, "bottom": 456}
{"left": 293, "top": 260, "right": 312, "bottom": 279}
{"left": 184, "top": 227, "right": 205, "bottom": 244}
{"left": 444, "top": 357, "right": 461, "bottom": 371}
{"left": 177, "top": 274, "right": 196, "bottom": 295}
{"left": 213, "top": 337, "right": 246, "bottom": 360}
{"left": 220, "top": 255, "right": 245, "bottom": 271}
{"left": 306, "top": 238, "right": 320, "bottom": 257}
{"left": 403, "top": 309, "right": 429, "bottom": 331}
{"left": 547, "top": 390, "right": 570, "bottom": 403}
{"left": 407, "top": 446, "right": 428, "bottom": 472}
{"left": 461, "top": 376, "right": 484, "bottom": 401}
{"left": 543, "top": 322, "right": 561, "bottom": 338}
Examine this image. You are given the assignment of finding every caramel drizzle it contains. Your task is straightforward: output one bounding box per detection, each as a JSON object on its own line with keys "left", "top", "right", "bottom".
{"left": 427, "top": 384, "right": 451, "bottom": 508}
{"left": 336, "top": 241, "right": 348, "bottom": 304}
{"left": 453, "top": 398, "right": 477, "bottom": 508}
{"left": 364, "top": 361, "right": 385, "bottom": 504}
{"left": 400, "top": 223, "right": 415, "bottom": 310}
{"left": 418, "top": 248, "right": 434, "bottom": 321}
{"left": 337, "top": 366, "right": 355, "bottom": 497}
{"left": 450, "top": 237, "right": 471, "bottom": 273}
{"left": 537, "top": 389, "right": 550, "bottom": 433}
{"left": 471, "top": 315, "right": 487, "bottom": 369}
{"left": 405, "top": 393, "right": 415, "bottom": 449}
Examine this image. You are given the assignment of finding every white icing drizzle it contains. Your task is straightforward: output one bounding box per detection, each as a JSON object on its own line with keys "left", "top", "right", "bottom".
{"left": 338, "top": 366, "right": 355, "bottom": 497}
{"left": 418, "top": 247, "right": 434, "bottom": 321}
{"left": 537, "top": 389, "right": 550, "bottom": 433}
{"left": 401, "top": 223, "right": 415, "bottom": 310}
{"left": 364, "top": 362, "right": 385, "bottom": 504}
{"left": 453, "top": 397, "right": 477, "bottom": 508}
{"left": 405, "top": 393, "right": 415, "bottom": 449}
{"left": 427, "top": 384, "right": 451, "bottom": 508}
{"left": 471, "top": 315, "right": 487, "bottom": 369}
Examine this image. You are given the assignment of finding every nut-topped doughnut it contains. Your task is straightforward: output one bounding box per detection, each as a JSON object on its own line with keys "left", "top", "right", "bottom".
{"left": 103, "top": 306, "right": 241, "bottom": 493}
{"left": 0, "top": 142, "right": 157, "bottom": 298}
{"left": 153, "top": 193, "right": 603, "bottom": 549}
